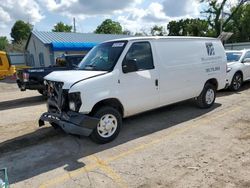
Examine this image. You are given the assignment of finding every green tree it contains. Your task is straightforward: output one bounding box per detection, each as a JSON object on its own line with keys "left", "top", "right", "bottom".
{"left": 123, "top": 29, "right": 132, "bottom": 35}
{"left": 225, "top": 4, "right": 250, "bottom": 42}
{"left": 0, "top": 37, "right": 9, "bottom": 51}
{"left": 167, "top": 20, "right": 182, "bottom": 36}
{"left": 151, "top": 25, "right": 165, "bottom": 36}
{"left": 95, "top": 19, "right": 122, "bottom": 34}
{"left": 52, "top": 22, "right": 72, "bottom": 32}
{"left": 11, "top": 20, "right": 32, "bottom": 43}
{"left": 167, "top": 19, "right": 209, "bottom": 36}
{"left": 186, "top": 19, "right": 209, "bottom": 36}
{"left": 201, "top": 0, "right": 249, "bottom": 37}
{"left": 134, "top": 32, "right": 144, "bottom": 36}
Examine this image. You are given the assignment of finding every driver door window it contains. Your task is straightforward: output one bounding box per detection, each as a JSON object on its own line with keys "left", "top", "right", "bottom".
{"left": 123, "top": 42, "right": 154, "bottom": 73}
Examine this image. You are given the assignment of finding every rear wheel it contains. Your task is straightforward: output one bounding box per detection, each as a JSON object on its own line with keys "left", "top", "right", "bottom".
{"left": 196, "top": 83, "right": 216, "bottom": 108}
{"left": 230, "top": 72, "right": 242, "bottom": 91}
{"left": 90, "top": 106, "right": 122, "bottom": 144}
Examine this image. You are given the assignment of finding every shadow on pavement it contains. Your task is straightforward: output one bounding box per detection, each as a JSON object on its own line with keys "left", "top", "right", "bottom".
{"left": 217, "top": 81, "right": 250, "bottom": 98}
{"left": 0, "top": 100, "right": 221, "bottom": 184}
{"left": 0, "top": 96, "right": 45, "bottom": 111}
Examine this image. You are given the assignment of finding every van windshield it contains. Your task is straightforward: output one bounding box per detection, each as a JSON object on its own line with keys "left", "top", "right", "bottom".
{"left": 78, "top": 41, "right": 127, "bottom": 71}
{"left": 226, "top": 52, "right": 242, "bottom": 62}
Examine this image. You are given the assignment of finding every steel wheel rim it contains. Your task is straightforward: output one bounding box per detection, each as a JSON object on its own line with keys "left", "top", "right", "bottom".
{"left": 205, "top": 88, "right": 215, "bottom": 105}
{"left": 97, "top": 114, "right": 118, "bottom": 138}
{"left": 233, "top": 75, "right": 242, "bottom": 90}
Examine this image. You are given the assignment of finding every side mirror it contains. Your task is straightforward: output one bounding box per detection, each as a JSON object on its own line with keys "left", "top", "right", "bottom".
{"left": 122, "top": 59, "right": 138, "bottom": 73}
{"left": 242, "top": 58, "right": 250, "bottom": 63}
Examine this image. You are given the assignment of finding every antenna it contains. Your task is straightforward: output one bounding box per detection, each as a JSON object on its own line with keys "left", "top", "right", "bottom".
{"left": 73, "top": 17, "right": 76, "bottom": 33}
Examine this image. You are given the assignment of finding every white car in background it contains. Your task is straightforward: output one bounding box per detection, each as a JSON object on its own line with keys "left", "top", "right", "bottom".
{"left": 226, "top": 49, "right": 250, "bottom": 91}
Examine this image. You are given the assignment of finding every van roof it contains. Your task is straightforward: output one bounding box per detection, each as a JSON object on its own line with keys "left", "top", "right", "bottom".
{"left": 106, "top": 36, "right": 218, "bottom": 43}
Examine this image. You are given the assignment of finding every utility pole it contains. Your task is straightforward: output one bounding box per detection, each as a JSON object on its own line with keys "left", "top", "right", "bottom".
{"left": 73, "top": 17, "right": 76, "bottom": 33}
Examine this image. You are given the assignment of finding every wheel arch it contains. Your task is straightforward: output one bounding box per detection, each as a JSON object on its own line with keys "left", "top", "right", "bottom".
{"left": 205, "top": 78, "right": 218, "bottom": 90}
{"left": 90, "top": 98, "right": 124, "bottom": 117}
{"left": 234, "top": 70, "right": 244, "bottom": 80}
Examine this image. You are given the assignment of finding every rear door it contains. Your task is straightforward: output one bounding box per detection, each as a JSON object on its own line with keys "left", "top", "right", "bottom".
{"left": 118, "top": 41, "right": 160, "bottom": 116}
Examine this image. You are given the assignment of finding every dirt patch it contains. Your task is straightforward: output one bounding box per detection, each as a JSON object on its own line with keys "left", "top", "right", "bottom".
{"left": 234, "top": 119, "right": 250, "bottom": 141}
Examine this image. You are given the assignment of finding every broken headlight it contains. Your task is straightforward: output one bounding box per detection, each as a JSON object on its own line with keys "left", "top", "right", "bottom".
{"left": 68, "top": 92, "right": 82, "bottom": 112}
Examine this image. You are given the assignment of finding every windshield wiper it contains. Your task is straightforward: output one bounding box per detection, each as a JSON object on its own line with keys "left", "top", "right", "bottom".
{"left": 83, "top": 64, "right": 97, "bottom": 70}
{"left": 72, "top": 64, "right": 79, "bottom": 70}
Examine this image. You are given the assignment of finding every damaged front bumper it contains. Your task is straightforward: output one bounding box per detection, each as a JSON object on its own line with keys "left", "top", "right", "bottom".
{"left": 39, "top": 111, "right": 99, "bottom": 136}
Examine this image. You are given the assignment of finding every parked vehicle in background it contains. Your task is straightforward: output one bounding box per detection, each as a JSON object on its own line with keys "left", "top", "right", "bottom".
{"left": 0, "top": 51, "right": 16, "bottom": 79}
{"left": 225, "top": 49, "right": 250, "bottom": 91}
{"left": 39, "top": 37, "right": 226, "bottom": 144}
{"left": 16, "top": 54, "right": 85, "bottom": 95}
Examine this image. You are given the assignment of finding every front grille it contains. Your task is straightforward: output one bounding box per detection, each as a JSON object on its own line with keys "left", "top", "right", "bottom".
{"left": 46, "top": 81, "right": 68, "bottom": 113}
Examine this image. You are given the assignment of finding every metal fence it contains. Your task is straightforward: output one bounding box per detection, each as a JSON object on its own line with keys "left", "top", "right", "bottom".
{"left": 224, "top": 42, "right": 250, "bottom": 50}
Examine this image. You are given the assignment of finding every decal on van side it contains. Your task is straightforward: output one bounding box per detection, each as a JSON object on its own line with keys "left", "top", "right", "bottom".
{"left": 206, "top": 66, "right": 220, "bottom": 73}
{"left": 206, "top": 43, "right": 215, "bottom": 56}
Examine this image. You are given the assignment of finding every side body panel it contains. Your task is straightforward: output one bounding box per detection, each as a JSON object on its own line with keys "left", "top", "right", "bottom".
{"left": 152, "top": 39, "right": 226, "bottom": 107}
{"left": 70, "top": 38, "right": 226, "bottom": 117}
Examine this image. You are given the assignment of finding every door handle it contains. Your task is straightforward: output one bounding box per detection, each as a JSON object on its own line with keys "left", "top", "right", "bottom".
{"left": 155, "top": 79, "right": 158, "bottom": 86}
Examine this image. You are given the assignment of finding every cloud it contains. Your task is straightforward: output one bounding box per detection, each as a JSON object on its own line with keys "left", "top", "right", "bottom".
{"left": 0, "top": 0, "right": 44, "bottom": 38}
{"left": 142, "top": 3, "right": 170, "bottom": 22}
{"left": 0, "top": 0, "right": 44, "bottom": 27}
{"left": 117, "top": 0, "right": 202, "bottom": 35}
{"left": 40, "top": 0, "right": 140, "bottom": 18}
{"left": 0, "top": 7, "right": 11, "bottom": 28}
{"left": 0, "top": 0, "right": 203, "bottom": 38}
{"left": 0, "top": 0, "right": 44, "bottom": 28}
{"left": 118, "top": 2, "right": 170, "bottom": 34}
{"left": 163, "top": 0, "right": 200, "bottom": 17}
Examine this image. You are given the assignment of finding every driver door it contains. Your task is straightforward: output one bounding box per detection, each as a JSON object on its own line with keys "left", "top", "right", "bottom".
{"left": 118, "top": 42, "right": 160, "bottom": 116}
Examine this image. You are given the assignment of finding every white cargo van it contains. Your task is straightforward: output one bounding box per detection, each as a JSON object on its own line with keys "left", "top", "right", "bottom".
{"left": 39, "top": 37, "right": 226, "bottom": 143}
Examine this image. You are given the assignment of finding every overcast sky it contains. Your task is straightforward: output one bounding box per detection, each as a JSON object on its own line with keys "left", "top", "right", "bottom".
{"left": 0, "top": 0, "right": 218, "bottom": 39}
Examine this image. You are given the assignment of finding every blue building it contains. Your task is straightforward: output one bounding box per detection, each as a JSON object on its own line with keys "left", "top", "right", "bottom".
{"left": 25, "top": 31, "right": 130, "bottom": 67}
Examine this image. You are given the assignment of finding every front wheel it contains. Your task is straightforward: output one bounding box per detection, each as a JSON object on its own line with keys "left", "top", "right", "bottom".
{"left": 230, "top": 73, "right": 243, "bottom": 91}
{"left": 90, "top": 106, "right": 122, "bottom": 144}
{"left": 196, "top": 83, "right": 216, "bottom": 108}
{"left": 38, "top": 89, "right": 46, "bottom": 95}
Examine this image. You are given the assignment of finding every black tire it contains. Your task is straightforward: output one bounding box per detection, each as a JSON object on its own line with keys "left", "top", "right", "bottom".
{"left": 50, "top": 122, "right": 59, "bottom": 129}
{"left": 196, "top": 83, "right": 216, "bottom": 108}
{"left": 90, "top": 106, "right": 122, "bottom": 144}
{"left": 38, "top": 89, "right": 45, "bottom": 95}
{"left": 230, "top": 72, "right": 243, "bottom": 91}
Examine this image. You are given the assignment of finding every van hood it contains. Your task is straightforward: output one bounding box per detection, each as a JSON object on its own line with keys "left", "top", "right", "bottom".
{"left": 45, "top": 70, "right": 107, "bottom": 89}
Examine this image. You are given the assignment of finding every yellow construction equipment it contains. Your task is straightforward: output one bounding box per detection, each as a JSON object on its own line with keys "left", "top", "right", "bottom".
{"left": 0, "top": 51, "right": 16, "bottom": 79}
